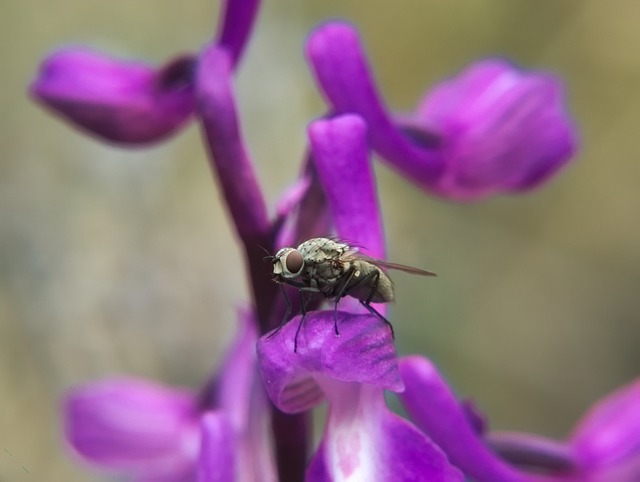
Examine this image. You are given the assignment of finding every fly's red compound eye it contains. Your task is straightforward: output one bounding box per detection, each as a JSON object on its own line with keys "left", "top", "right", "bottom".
{"left": 284, "top": 249, "right": 304, "bottom": 275}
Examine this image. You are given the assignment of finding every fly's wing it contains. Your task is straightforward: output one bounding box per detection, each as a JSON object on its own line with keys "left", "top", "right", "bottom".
{"left": 343, "top": 252, "right": 437, "bottom": 276}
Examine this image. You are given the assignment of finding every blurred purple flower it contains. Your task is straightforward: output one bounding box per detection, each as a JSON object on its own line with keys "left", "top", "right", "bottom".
{"left": 398, "top": 355, "right": 640, "bottom": 482}
{"left": 33, "top": 1, "right": 618, "bottom": 480}
{"left": 65, "top": 312, "right": 275, "bottom": 482}
{"left": 415, "top": 60, "right": 576, "bottom": 199}
{"left": 65, "top": 377, "right": 200, "bottom": 481}
{"left": 306, "top": 22, "right": 578, "bottom": 201}
{"left": 30, "top": 0, "right": 260, "bottom": 145}
{"left": 30, "top": 48, "right": 195, "bottom": 144}
{"left": 258, "top": 115, "right": 462, "bottom": 481}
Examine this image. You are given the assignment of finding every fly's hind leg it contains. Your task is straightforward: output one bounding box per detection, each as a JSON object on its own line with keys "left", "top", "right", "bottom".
{"left": 359, "top": 269, "right": 395, "bottom": 339}
{"left": 359, "top": 299, "right": 395, "bottom": 339}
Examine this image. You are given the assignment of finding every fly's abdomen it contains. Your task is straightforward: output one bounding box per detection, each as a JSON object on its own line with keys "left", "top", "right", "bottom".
{"left": 345, "top": 263, "right": 395, "bottom": 303}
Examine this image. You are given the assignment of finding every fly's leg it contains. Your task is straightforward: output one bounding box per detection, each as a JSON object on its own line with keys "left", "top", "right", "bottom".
{"left": 293, "top": 290, "right": 311, "bottom": 353}
{"left": 268, "top": 286, "right": 309, "bottom": 352}
{"left": 331, "top": 266, "right": 358, "bottom": 336}
{"left": 359, "top": 270, "right": 395, "bottom": 339}
{"left": 359, "top": 300, "right": 395, "bottom": 339}
{"left": 267, "top": 283, "right": 293, "bottom": 339}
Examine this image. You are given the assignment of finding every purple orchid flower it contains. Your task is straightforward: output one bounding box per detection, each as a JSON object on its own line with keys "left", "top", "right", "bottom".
{"left": 64, "top": 312, "right": 275, "bottom": 482}
{"left": 258, "top": 115, "right": 463, "bottom": 482}
{"left": 30, "top": 0, "right": 260, "bottom": 145}
{"left": 398, "top": 355, "right": 640, "bottom": 482}
{"left": 306, "top": 22, "right": 578, "bottom": 201}
{"left": 31, "top": 1, "right": 617, "bottom": 481}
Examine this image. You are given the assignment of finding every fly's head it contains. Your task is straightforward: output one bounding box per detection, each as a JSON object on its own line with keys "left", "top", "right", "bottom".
{"left": 271, "top": 247, "right": 305, "bottom": 282}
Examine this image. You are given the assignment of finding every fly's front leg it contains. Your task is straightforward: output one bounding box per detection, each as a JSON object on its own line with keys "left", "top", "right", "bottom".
{"left": 294, "top": 286, "right": 321, "bottom": 353}
{"left": 268, "top": 283, "right": 292, "bottom": 339}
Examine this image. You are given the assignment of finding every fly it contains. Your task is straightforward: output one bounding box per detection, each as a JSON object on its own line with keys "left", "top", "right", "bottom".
{"left": 267, "top": 237, "right": 436, "bottom": 351}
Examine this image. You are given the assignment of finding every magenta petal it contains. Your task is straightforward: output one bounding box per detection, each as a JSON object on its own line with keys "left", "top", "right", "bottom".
{"left": 307, "top": 383, "right": 463, "bottom": 482}
{"left": 197, "top": 412, "right": 235, "bottom": 482}
{"left": 213, "top": 309, "right": 259, "bottom": 429}
{"left": 571, "top": 379, "right": 640, "bottom": 471}
{"left": 31, "top": 47, "right": 195, "bottom": 144}
{"left": 399, "top": 356, "right": 533, "bottom": 482}
{"left": 417, "top": 59, "right": 577, "bottom": 200}
{"left": 257, "top": 311, "right": 403, "bottom": 413}
{"left": 306, "top": 22, "right": 444, "bottom": 183}
{"left": 308, "top": 114, "right": 388, "bottom": 316}
{"left": 209, "top": 310, "right": 278, "bottom": 481}
{"left": 308, "top": 114, "right": 384, "bottom": 259}
{"left": 64, "top": 377, "right": 199, "bottom": 478}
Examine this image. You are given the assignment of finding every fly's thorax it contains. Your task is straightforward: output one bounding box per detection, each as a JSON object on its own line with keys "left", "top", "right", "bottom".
{"left": 345, "top": 260, "right": 395, "bottom": 303}
{"left": 297, "top": 238, "right": 351, "bottom": 264}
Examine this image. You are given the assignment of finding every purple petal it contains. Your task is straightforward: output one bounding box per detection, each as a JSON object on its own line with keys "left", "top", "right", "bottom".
{"left": 200, "top": 310, "right": 275, "bottom": 481}
{"left": 306, "top": 383, "right": 463, "bottom": 482}
{"left": 257, "top": 311, "right": 403, "bottom": 414}
{"left": 571, "top": 379, "right": 640, "bottom": 471}
{"left": 195, "top": 44, "right": 269, "bottom": 242}
{"left": 398, "top": 356, "right": 535, "bottom": 482}
{"left": 211, "top": 308, "right": 259, "bottom": 429}
{"left": 31, "top": 47, "right": 195, "bottom": 144}
{"left": 306, "top": 22, "right": 444, "bottom": 183}
{"left": 308, "top": 114, "right": 384, "bottom": 259}
{"left": 308, "top": 114, "right": 388, "bottom": 316}
{"left": 215, "top": 0, "right": 261, "bottom": 69}
{"left": 416, "top": 59, "right": 577, "bottom": 200}
{"left": 64, "top": 377, "right": 199, "bottom": 479}
{"left": 197, "top": 412, "right": 235, "bottom": 482}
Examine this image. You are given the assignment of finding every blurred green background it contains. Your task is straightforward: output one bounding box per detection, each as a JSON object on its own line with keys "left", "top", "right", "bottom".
{"left": 2, "top": 0, "right": 639, "bottom": 480}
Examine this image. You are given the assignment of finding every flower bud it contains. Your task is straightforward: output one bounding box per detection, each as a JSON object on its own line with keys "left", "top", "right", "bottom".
{"left": 31, "top": 48, "right": 195, "bottom": 144}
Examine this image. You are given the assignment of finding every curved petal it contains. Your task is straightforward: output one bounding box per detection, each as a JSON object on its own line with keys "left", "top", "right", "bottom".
{"left": 308, "top": 114, "right": 384, "bottom": 260}
{"left": 31, "top": 47, "right": 195, "bottom": 144}
{"left": 398, "top": 356, "right": 535, "bottom": 482}
{"left": 306, "top": 22, "right": 444, "bottom": 184}
{"left": 307, "top": 382, "right": 463, "bottom": 482}
{"left": 257, "top": 311, "right": 403, "bottom": 414}
{"left": 308, "top": 114, "right": 388, "bottom": 317}
{"left": 64, "top": 377, "right": 199, "bottom": 478}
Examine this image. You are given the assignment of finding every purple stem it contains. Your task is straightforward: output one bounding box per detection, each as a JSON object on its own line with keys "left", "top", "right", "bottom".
{"left": 196, "top": 43, "right": 310, "bottom": 482}
{"left": 216, "top": 0, "right": 262, "bottom": 69}
{"left": 195, "top": 44, "right": 278, "bottom": 327}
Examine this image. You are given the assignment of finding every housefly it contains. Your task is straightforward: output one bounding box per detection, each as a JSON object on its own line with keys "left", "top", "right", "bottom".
{"left": 268, "top": 237, "right": 436, "bottom": 351}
